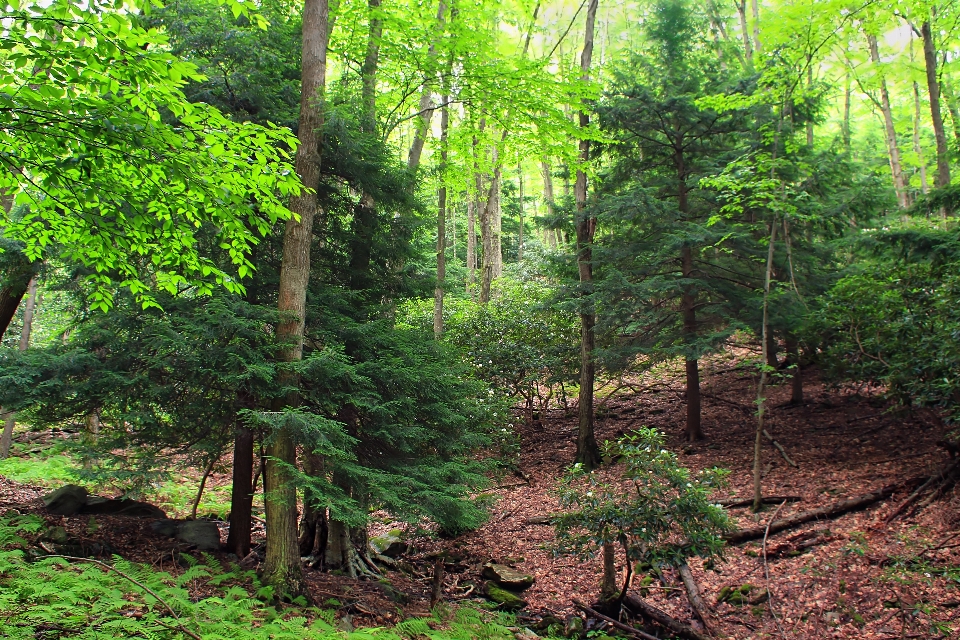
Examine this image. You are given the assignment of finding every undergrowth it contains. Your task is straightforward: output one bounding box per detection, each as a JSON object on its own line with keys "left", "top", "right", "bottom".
{"left": 0, "top": 515, "right": 518, "bottom": 639}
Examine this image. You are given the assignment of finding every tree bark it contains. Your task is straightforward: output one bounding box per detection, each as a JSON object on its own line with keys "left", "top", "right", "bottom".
{"left": 466, "top": 199, "right": 476, "bottom": 292}
{"left": 753, "top": 219, "right": 777, "bottom": 512}
{"left": 867, "top": 33, "right": 909, "bottom": 209}
{"left": 0, "top": 275, "right": 36, "bottom": 459}
{"left": 600, "top": 541, "right": 617, "bottom": 599}
{"left": 226, "top": 426, "right": 255, "bottom": 558}
{"left": 574, "top": 0, "right": 600, "bottom": 469}
{"left": 262, "top": 0, "right": 329, "bottom": 599}
{"left": 736, "top": 0, "right": 753, "bottom": 68}
{"left": 786, "top": 336, "right": 802, "bottom": 405}
{"left": 920, "top": 20, "right": 950, "bottom": 191}
{"left": 914, "top": 81, "right": 929, "bottom": 195}
{"left": 940, "top": 77, "right": 960, "bottom": 149}
{"left": 517, "top": 162, "right": 524, "bottom": 262}
{"left": 433, "top": 95, "right": 449, "bottom": 339}
{"left": 750, "top": 0, "right": 761, "bottom": 57}
{"left": 842, "top": 72, "right": 852, "bottom": 153}
{"left": 298, "top": 452, "right": 327, "bottom": 560}
{"left": 541, "top": 160, "right": 557, "bottom": 249}
{"left": 406, "top": 0, "right": 446, "bottom": 171}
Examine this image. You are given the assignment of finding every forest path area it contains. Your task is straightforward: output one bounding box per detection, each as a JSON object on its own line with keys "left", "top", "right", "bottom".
{"left": 394, "top": 359, "right": 960, "bottom": 639}
{"left": 1, "top": 359, "right": 958, "bottom": 639}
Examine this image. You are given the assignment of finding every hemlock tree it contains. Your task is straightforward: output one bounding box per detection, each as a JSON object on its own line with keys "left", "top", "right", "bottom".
{"left": 593, "top": 0, "right": 750, "bottom": 442}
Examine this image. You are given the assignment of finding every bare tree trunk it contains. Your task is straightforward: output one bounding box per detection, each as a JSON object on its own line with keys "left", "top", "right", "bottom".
{"left": 433, "top": 96, "right": 449, "bottom": 339}
{"left": 191, "top": 453, "right": 220, "bottom": 520}
{"left": 466, "top": 200, "right": 476, "bottom": 292}
{"left": 298, "top": 452, "right": 327, "bottom": 560}
{"left": 914, "top": 82, "right": 930, "bottom": 195}
{"left": 681, "top": 246, "right": 703, "bottom": 442}
{"left": 0, "top": 275, "right": 37, "bottom": 458}
{"left": 753, "top": 220, "right": 777, "bottom": 513}
{"left": 750, "top": 0, "right": 761, "bottom": 57}
{"left": 82, "top": 412, "right": 99, "bottom": 470}
{"left": 517, "top": 162, "right": 524, "bottom": 262}
{"left": 406, "top": 1, "right": 446, "bottom": 170}
{"left": 842, "top": 72, "right": 852, "bottom": 153}
{"left": 867, "top": 34, "right": 909, "bottom": 209}
{"left": 806, "top": 64, "right": 814, "bottom": 147}
{"left": 600, "top": 541, "right": 617, "bottom": 600}
{"left": 226, "top": 426, "right": 255, "bottom": 558}
{"left": 940, "top": 77, "right": 960, "bottom": 149}
{"left": 574, "top": 0, "right": 600, "bottom": 469}
{"left": 785, "top": 336, "right": 802, "bottom": 405}
{"left": 736, "top": 0, "right": 753, "bottom": 67}
{"left": 479, "top": 173, "right": 494, "bottom": 304}
{"left": 921, "top": 20, "right": 950, "bottom": 191}
{"left": 541, "top": 160, "right": 557, "bottom": 249}
{"left": 262, "top": 0, "right": 329, "bottom": 599}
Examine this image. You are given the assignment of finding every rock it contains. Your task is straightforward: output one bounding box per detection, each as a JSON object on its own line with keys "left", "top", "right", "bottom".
{"left": 150, "top": 519, "right": 180, "bottom": 537}
{"left": 83, "top": 497, "right": 166, "bottom": 519}
{"left": 43, "top": 485, "right": 88, "bottom": 516}
{"left": 481, "top": 563, "right": 535, "bottom": 590}
{"left": 563, "top": 615, "right": 584, "bottom": 638}
{"left": 41, "top": 526, "right": 70, "bottom": 544}
{"left": 369, "top": 530, "right": 408, "bottom": 558}
{"left": 176, "top": 520, "right": 221, "bottom": 551}
{"left": 150, "top": 519, "right": 220, "bottom": 550}
{"left": 486, "top": 584, "right": 527, "bottom": 611}
{"left": 514, "top": 628, "right": 540, "bottom": 640}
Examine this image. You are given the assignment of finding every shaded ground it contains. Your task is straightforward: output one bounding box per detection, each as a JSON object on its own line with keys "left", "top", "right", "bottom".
{"left": 2, "top": 355, "right": 959, "bottom": 638}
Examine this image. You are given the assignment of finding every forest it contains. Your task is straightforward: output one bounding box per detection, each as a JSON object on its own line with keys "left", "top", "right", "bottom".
{"left": 1, "top": 0, "right": 959, "bottom": 637}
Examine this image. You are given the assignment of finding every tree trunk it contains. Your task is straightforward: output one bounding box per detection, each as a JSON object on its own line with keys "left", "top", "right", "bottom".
{"left": 785, "top": 336, "right": 802, "bottom": 405}
{"left": 753, "top": 220, "right": 777, "bottom": 512}
{"left": 262, "top": 0, "right": 329, "bottom": 599}
{"left": 914, "top": 81, "right": 930, "bottom": 195}
{"left": 842, "top": 72, "right": 851, "bottom": 153}
{"left": 227, "top": 426, "right": 255, "bottom": 558}
{"left": 541, "top": 160, "right": 557, "bottom": 249}
{"left": 517, "top": 163, "right": 524, "bottom": 262}
{"left": 867, "top": 33, "right": 909, "bottom": 209}
{"left": 765, "top": 330, "right": 778, "bottom": 369}
{"left": 736, "top": 0, "right": 753, "bottom": 67}
{"left": 466, "top": 199, "right": 476, "bottom": 292}
{"left": 433, "top": 96, "right": 449, "bottom": 339}
{"left": 806, "top": 64, "right": 814, "bottom": 147}
{"left": 921, "top": 20, "right": 950, "bottom": 191}
{"left": 0, "top": 275, "right": 37, "bottom": 458}
{"left": 574, "top": 0, "right": 600, "bottom": 470}
{"left": 750, "top": 0, "right": 761, "bottom": 57}
{"left": 940, "top": 77, "right": 960, "bottom": 149}
{"left": 406, "top": 1, "right": 446, "bottom": 170}
{"left": 298, "top": 452, "right": 327, "bottom": 560}
{"left": 600, "top": 541, "right": 617, "bottom": 600}
{"left": 681, "top": 246, "right": 702, "bottom": 442}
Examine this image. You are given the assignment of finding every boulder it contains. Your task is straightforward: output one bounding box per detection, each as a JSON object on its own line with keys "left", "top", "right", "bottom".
{"left": 369, "top": 530, "right": 408, "bottom": 558}
{"left": 43, "top": 485, "right": 88, "bottom": 516}
{"left": 485, "top": 583, "right": 527, "bottom": 611}
{"left": 83, "top": 497, "right": 166, "bottom": 519}
{"left": 177, "top": 520, "right": 221, "bottom": 551}
{"left": 481, "top": 563, "right": 535, "bottom": 590}
{"left": 150, "top": 519, "right": 180, "bottom": 537}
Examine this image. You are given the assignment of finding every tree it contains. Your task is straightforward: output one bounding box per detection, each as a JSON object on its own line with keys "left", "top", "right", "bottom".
{"left": 262, "top": 0, "right": 329, "bottom": 599}
{"left": 0, "top": 0, "right": 302, "bottom": 333}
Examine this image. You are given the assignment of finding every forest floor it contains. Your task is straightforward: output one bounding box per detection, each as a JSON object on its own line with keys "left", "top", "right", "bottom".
{"left": 1, "top": 351, "right": 959, "bottom": 639}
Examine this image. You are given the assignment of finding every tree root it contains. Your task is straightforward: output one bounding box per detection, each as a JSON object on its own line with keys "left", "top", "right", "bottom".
{"left": 622, "top": 594, "right": 711, "bottom": 640}
{"left": 573, "top": 599, "right": 660, "bottom": 640}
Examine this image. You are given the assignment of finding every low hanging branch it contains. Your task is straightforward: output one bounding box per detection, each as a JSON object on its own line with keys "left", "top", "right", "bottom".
{"left": 573, "top": 599, "right": 660, "bottom": 640}
{"left": 725, "top": 482, "right": 901, "bottom": 545}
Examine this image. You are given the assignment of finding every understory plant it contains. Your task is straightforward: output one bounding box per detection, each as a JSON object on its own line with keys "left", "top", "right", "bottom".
{"left": 553, "top": 428, "right": 730, "bottom": 597}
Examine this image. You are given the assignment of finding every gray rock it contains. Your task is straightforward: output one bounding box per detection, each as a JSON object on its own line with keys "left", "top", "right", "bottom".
{"left": 369, "top": 530, "right": 408, "bottom": 558}
{"left": 43, "top": 485, "right": 88, "bottom": 516}
{"left": 150, "top": 519, "right": 180, "bottom": 537}
{"left": 481, "top": 563, "right": 535, "bottom": 590}
{"left": 83, "top": 497, "right": 166, "bottom": 519}
{"left": 176, "top": 520, "right": 221, "bottom": 551}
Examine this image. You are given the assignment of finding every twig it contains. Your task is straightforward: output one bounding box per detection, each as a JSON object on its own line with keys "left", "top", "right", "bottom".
{"left": 762, "top": 501, "right": 788, "bottom": 640}
{"left": 763, "top": 430, "right": 798, "bottom": 468}
{"left": 45, "top": 554, "right": 201, "bottom": 640}
{"left": 573, "top": 599, "right": 659, "bottom": 640}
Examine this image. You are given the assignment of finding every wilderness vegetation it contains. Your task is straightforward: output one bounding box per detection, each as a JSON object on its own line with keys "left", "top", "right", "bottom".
{"left": 1, "top": 0, "right": 960, "bottom": 636}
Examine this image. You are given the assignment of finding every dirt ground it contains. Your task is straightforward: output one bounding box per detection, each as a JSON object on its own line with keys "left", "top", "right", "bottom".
{"left": 2, "top": 357, "right": 958, "bottom": 639}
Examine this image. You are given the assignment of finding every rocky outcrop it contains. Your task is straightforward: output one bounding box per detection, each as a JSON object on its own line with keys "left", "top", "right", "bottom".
{"left": 42, "top": 485, "right": 166, "bottom": 519}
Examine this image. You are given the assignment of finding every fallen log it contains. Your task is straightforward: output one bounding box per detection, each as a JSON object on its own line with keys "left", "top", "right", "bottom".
{"left": 678, "top": 563, "right": 715, "bottom": 637}
{"left": 884, "top": 461, "right": 958, "bottom": 524}
{"left": 622, "top": 594, "right": 711, "bottom": 640}
{"left": 717, "top": 496, "right": 801, "bottom": 509}
{"left": 724, "top": 483, "right": 900, "bottom": 545}
{"left": 572, "top": 599, "right": 659, "bottom": 640}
